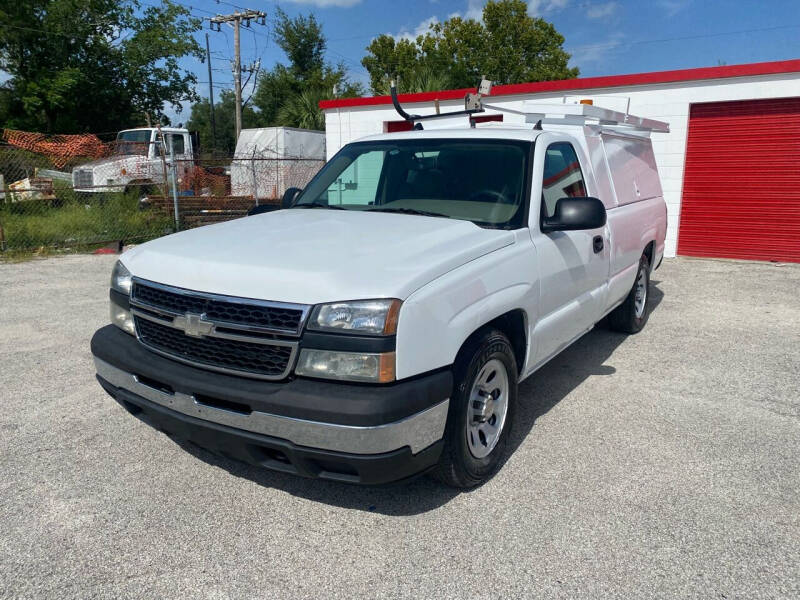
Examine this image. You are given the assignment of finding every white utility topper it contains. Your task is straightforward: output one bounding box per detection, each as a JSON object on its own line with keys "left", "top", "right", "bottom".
{"left": 91, "top": 82, "right": 668, "bottom": 488}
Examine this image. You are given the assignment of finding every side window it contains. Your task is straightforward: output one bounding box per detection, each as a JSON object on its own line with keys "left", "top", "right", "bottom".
{"left": 154, "top": 134, "right": 185, "bottom": 157}
{"left": 541, "top": 142, "right": 587, "bottom": 218}
{"left": 170, "top": 134, "right": 185, "bottom": 155}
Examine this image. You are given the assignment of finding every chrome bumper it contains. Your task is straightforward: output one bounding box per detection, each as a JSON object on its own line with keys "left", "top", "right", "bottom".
{"left": 94, "top": 357, "right": 449, "bottom": 455}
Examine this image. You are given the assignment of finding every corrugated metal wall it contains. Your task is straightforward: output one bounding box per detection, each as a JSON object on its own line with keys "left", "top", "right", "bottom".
{"left": 678, "top": 97, "right": 800, "bottom": 263}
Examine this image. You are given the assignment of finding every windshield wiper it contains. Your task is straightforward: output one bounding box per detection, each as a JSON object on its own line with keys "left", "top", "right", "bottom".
{"left": 292, "top": 202, "right": 346, "bottom": 210}
{"left": 368, "top": 207, "right": 449, "bottom": 218}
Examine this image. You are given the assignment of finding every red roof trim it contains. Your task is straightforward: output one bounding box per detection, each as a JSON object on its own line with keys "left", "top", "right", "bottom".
{"left": 319, "top": 59, "right": 800, "bottom": 110}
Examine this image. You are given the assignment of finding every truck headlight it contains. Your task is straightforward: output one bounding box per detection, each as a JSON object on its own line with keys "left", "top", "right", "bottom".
{"left": 295, "top": 349, "right": 396, "bottom": 383}
{"left": 308, "top": 299, "right": 401, "bottom": 335}
{"left": 110, "top": 301, "right": 135, "bottom": 335}
{"left": 110, "top": 260, "right": 134, "bottom": 335}
{"left": 110, "top": 260, "right": 132, "bottom": 295}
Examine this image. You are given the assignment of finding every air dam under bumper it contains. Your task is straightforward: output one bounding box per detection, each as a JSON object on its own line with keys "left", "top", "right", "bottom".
{"left": 91, "top": 325, "right": 451, "bottom": 484}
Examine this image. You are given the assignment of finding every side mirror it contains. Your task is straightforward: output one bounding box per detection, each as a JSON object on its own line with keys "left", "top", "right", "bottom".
{"left": 282, "top": 187, "right": 302, "bottom": 209}
{"left": 541, "top": 197, "right": 606, "bottom": 232}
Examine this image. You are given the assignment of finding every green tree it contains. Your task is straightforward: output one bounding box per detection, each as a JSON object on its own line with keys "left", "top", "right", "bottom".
{"left": 277, "top": 88, "right": 328, "bottom": 131}
{"left": 251, "top": 8, "right": 362, "bottom": 131}
{"left": 361, "top": 36, "right": 421, "bottom": 95}
{"left": 362, "top": 0, "right": 578, "bottom": 94}
{"left": 186, "top": 90, "right": 259, "bottom": 155}
{"left": 0, "top": 0, "right": 202, "bottom": 133}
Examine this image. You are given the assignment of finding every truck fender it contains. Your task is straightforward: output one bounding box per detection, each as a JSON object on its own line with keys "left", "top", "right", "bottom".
{"left": 395, "top": 229, "right": 540, "bottom": 379}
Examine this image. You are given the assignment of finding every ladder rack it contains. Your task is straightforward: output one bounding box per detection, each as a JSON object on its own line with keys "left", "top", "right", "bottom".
{"left": 484, "top": 102, "right": 670, "bottom": 133}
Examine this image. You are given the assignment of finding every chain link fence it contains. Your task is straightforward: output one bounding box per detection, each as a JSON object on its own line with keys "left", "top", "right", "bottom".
{"left": 0, "top": 129, "right": 324, "bottom": 255}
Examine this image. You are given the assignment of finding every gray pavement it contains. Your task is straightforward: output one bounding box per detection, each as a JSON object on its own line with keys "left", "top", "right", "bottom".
{"left": 0, "top": 255, "right": 798, "bottom": 599}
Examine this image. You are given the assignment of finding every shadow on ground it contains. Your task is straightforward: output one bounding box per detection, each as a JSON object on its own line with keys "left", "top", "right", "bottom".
{"left": 174, "top": 283, "right": 664, "bottom": 516}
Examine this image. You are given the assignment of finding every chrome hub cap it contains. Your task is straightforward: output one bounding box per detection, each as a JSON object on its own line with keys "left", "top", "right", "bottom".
{"left": 467, "top": 359, "right": 509, "bottom": 459}
{"left": 634, "top": 267, "right": 647, "bottom": 319}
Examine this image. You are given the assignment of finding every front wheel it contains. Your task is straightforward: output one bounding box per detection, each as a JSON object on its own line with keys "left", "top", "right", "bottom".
{"left": 608, "top": 253, "right": 651, "bottom": 334}
{"left": 432, "top": 329, "right": 518, "bottom": 488}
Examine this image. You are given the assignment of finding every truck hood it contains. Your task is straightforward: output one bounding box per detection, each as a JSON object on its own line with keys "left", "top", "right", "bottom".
{"left": 76, "top": 155, "right": 139, "bottom": 170}
{"left": 122, "top": 209, "right": 515, "bottom": 304}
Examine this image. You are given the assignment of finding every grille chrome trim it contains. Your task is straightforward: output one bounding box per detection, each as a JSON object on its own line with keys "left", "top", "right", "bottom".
{"left": 74, "top": 169, "right": 93, "bottom": 188}
{"left": 130, "top": 277, "right": 310, "bottom": 337}
{"left": 129, "top": 278, "right": 309, "bottom": 380}
{"left": 133, "top": 314, "right": 299, "bottom": 381}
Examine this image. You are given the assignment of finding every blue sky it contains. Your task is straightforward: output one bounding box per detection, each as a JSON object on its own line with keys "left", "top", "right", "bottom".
{"left": 168, "top": 0, "right": 800, "bottom": 122}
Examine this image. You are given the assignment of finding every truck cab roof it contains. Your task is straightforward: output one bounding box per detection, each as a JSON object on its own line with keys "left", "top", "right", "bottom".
{"left": 357, "top": 126, "right": 542, "bottom": 145}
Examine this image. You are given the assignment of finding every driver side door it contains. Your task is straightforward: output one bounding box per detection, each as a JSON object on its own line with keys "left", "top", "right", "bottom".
{"left": 530, "top": 138, "right": 610, "bottom": 365}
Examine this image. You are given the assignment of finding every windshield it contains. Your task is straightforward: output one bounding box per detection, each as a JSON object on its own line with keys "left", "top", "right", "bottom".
{"left": 295, "top": 139, "right": 531, "bottom": 229}
{"left": 114, "top": 129, "right": 153, "bottom": 156}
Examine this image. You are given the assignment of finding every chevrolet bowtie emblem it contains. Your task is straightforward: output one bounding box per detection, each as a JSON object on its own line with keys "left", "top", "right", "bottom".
{"left": 173, "top": 312, "right": 214, "bottom": 338}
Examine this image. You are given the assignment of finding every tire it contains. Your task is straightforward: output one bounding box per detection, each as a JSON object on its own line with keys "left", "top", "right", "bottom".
{"left": 432, "top": 328, "right": 518, "bottom": 488}
{"left": 608, "top": 253, "right": 651, "bottom": 334}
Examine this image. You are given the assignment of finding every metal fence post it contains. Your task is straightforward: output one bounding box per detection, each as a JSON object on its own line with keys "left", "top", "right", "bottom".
{"left": 170, "top": 144, "right": 180, "bottom": 231}
{"left": 251, "top": 149, "right": 259, "bottom": 206}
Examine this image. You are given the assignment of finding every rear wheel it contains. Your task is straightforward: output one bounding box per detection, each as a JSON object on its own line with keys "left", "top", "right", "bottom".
{"left": 608, "top": 253, "right": 651, "bottom": 333}
{"left": 432, "top": 329, "right": 518, "bottom": 488}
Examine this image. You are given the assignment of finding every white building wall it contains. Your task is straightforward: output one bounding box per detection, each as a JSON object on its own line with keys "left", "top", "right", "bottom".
{"left": 323, "top": 73, "right": 800, "bottom": 257}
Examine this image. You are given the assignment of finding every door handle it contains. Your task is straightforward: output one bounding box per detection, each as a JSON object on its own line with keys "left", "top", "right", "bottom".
{"left": 593, "top": 235, "right": 604, "bottom": 254}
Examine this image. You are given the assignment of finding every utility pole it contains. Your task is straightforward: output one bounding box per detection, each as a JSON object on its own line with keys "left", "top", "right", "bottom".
{"left": 209, "top": 10, "right": 266, "bottom": 144}
{"left": 205, "top": 33, "right": 217, "bottom": 152}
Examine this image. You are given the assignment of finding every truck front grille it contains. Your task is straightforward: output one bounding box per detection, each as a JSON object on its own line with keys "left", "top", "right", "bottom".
{"left": 74, "top": 169, "right": 93, "bottom": 188}
{"left": 133, "top": 281, "right": 305, "bottom": 334}
{"left": 135, "top": 317, "right": 294, "bottom": 378}
{"left": 129, "top": 279, "right": 310, "bottom": 380}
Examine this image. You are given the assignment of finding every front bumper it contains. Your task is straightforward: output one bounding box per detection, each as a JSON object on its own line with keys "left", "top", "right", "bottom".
{"left": 91, "top": 325, "right": 451, "bottom": 484}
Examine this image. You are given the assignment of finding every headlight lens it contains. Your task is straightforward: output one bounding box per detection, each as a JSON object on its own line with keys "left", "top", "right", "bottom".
{"left": 110, "top": 260, "right": 132, "bottom": 295}
{"left": 295, "top": 349, "right": 396, "bottom": 383}
{"left": 110, "top": 260, "right": 134, "bottom": 335}
{"left": 110, "top": 301, "right": 135, "bottom": 335}
{"left": 309, "top": 299, "right": 401, "bottom": 335}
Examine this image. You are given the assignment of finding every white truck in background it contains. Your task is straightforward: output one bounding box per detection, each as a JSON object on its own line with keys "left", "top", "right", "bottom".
{"left": 91, "top": 94, "right": 668, "bottom": 489}
{"left": 71, "top": 127, "right": 195, "bottom": 194}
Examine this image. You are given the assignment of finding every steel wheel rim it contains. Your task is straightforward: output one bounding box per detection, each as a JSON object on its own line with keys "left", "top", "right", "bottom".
{"left": 634, "top": 266, "right": 647, "bottom": 318}
{"left": 466, "top": 358, "right": 509, "bottom": 459}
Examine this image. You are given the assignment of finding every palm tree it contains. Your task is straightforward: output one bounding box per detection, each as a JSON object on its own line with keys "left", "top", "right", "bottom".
{"left": 403, "top": 66, "right": 451, "bottom": 94}
{"left": 277, "top": 89, "right": 327, "bottom": 131}
{"left": 375, "top": 66, "right": 451, "bottom": 95}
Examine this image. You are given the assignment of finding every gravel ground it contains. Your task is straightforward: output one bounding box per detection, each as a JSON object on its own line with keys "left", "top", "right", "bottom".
{"left": 0, "top": 255, "right": 798, "bottom": 599}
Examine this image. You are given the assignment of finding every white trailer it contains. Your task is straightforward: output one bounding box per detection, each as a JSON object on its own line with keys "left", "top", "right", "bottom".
{"left": 231, "top": 127, "right": 326, "bottom": 202}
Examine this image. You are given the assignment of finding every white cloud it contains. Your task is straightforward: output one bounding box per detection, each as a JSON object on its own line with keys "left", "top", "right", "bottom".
{"left": 464, "top": 0, "right": 485, "bottom": 20}
{"left": 393, "top": 16, "right": 439, "bottom": 42}
{"left": 658, "top": 0, "right": 692, "bottom": 17}
{"left": 585, "top": 1, "right": 618, "bottom": 19}
{"left": 567, "top": 32, "right": 625, "bottom": 66}
{"left": 528, "top": 0, "right": 569, "bottom": 16}
{"left": 444, "top": 1, "right": 485, "bottom": 21}
{"left": 282, "top": 0, "right": 363, "bottom": 7}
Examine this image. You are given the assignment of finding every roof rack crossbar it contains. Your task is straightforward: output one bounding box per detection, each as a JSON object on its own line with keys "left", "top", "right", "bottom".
{"left": 483, "top": 102, "right": 670, "bottom": 133}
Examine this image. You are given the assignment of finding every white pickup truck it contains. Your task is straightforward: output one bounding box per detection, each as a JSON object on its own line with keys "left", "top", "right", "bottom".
{"left": 91, "top": 100, "right": 667, "bottom": 488}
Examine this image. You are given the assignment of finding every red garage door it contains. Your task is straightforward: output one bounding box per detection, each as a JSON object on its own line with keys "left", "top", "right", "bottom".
{"left": 678, "top": 97, "right": 800, "bottom": 263}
